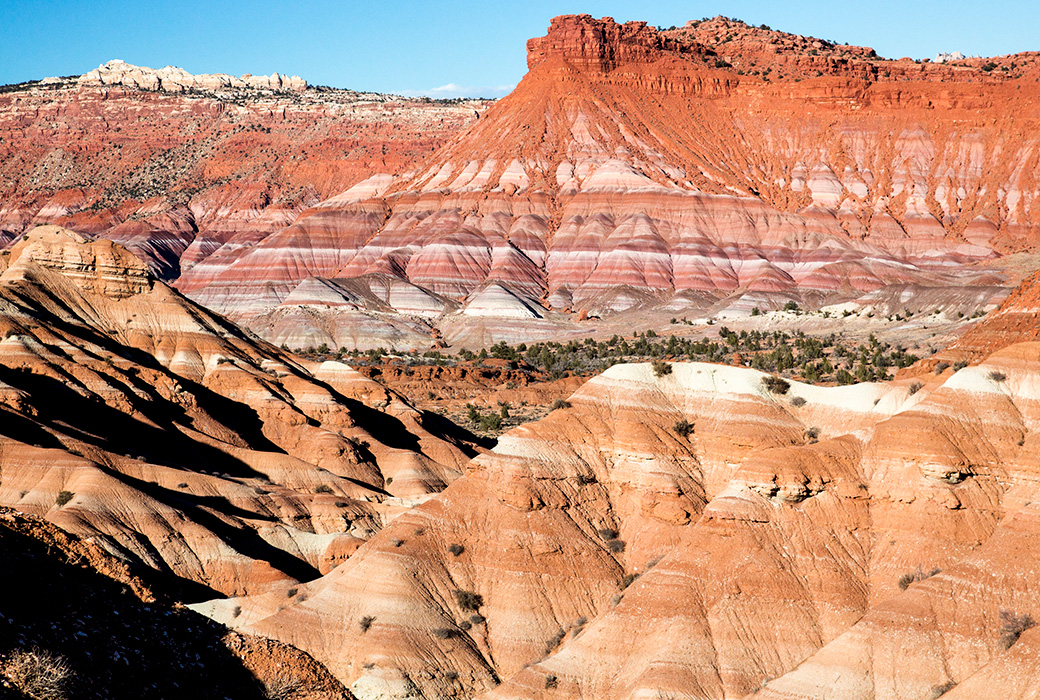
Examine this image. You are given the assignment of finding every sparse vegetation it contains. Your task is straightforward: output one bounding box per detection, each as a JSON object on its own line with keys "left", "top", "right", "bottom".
{"left": 908, "top": 380, "right": 924, "bottom": 395}
{"left": 3, "top": 648, "right": 73, "bottom": 700}
{"left": 762, "top": 375, "right": 791, "bottom": 394}
{"left": 897, "top": 565, "right": 941, "bottom": 591}
{"left": 998, "top": 610, "right": 1036, "bottom": 650}
{"left": 434, "top": 628, "right": 456, "bottom": 639}
{"left": 545, "top": 674, "right": 559, "bottom": 689}
{"left": 928, "top": 681, "right": 957, "bottom": 699}
{"left": 263, "top": 675, "right": 305, "bottom": 700}
{"left": 550, "top": 399, "right": 572, "bottom": 411}
{"left": 673, "top": 419, "right": 694, "bottom": 438}
{"left": 805, "top": 426, "right": 820, "bottom": 442}
{"left": 651, "top": 359, "right": 672, "bottom": 377}
{"left": 448, "top": 543, "right": 465, "bottom": 556}
{"left": 54, "top": 491, "right": 73, "bottom": 507}
{"left": 606, "top": 539, "right": 626, "bottom": 553}
{"left": 935, "top": 362, "right": 950, "bottom": 374}
{"left": 790, "top": 396, "right": 806, "bottom": 407}
{"left": 313, "top": 484, "right": 333, "bottom": 494}
{"left": 454, "top": 589, "right": 483, "bottom": 611}
{"left": 359, "top": 615, "right": 376, "bottom": 633}
{"left": 989, "top": 371, "right": 1007, "bottom": 382}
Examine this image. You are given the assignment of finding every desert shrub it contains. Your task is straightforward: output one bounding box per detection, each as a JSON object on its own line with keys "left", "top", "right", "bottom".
{"left": 3, "top": 648, "right": 73, "bottom": 700}
{"left": 359, "top": 615, "right": 375, "bottom": 633}
{"left": 805, "top": 426, "right": 820, "bottom": 442}
{"left": 621, "top": 572, "right": 640, "bottom": 589}
{"left": 673, "top": 419, "right": 694, "bottom": 437}
{"left": 598, "top": 528, "right": 618, "bottom": 540}
{"left": 762, "top": 375, "right": 790, "bottom": 394}
{"left": 469, "top": 614, "right": 486, "bottom": 625}
{"left": 908, "top": 381, "right": 923, "bottom": 395}
{"left": 544, "top": 629, "right": 566, "bottom": 654}
{"left": 999, "top": 610, "right": 1037, "bottom": 650}
{"left": 177, "top": 482, "right": 189, "bottom": 488}
{"left": 606, "top": 539, "right": 626, "bottom": 553}
{"left": 934, "top": 361, "right": 950, "bottom": 374}
{"left": 550, "top": 399, "right": 571, "bottom": 411}
{"left": 790, "top": 396, "right": 806, "bottom": 407}
{"left": 989, "top": 371, "right": 1007, "bottom": 382}
{"left": 434, "top": 628, "right": 456, "bottom": 639}
{"left": 576, "top": 472, "right": 597, "bottom": 485}
{"left": 54, "top": 491, "right": 73, "bottom": 507}
{"left": 651, "top": 359, "right": 672, "bottom": 377}
{"left": 479, "top": 414, "right": 502, "bottom": 432}
{"left": 545, "top": 674, "right": 559, "bottom": 689}
{"left": 314, "top": 484, "right": 333, "bottom": 494}
{"left": 448, "top": 543, "right": 465, "bottom": 557}
{"left": 264, "top": 675, "right": 305, "bottom": 700}
{"left": 454, "top": 589, "right": 483, "bottom": 611}
{"left": 928, "top": 681, "right": 957, "bottom": 699}
{"left": 897, "top": 565, "right": 941, "bottom": 591}
{"left": 286, "top": 588, "right": 298, "bottom": 597}
{"left": 459, "top": 620, "right": 472, "bottom": 630}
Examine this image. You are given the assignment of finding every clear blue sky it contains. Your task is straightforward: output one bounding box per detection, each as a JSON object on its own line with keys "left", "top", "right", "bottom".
{"left": 3, "top": 1, "right": 1038, "bottom": 97}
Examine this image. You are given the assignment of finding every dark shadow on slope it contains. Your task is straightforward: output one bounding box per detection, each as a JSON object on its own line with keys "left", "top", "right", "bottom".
{"left": 0, "top": 524, "right": 269, "bottom": 700}
{"left": 92, "top": 467, "right": 321, "bottom": 595}
{"left": 0, "top": 369, "right": 266, "bottom": 479}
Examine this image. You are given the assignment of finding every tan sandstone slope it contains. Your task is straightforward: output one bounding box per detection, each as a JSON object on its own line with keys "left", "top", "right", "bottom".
{"left": 0, "top": 225, "right": 482, "bottom": 600}
{"left": 198, "top": 332, "right": 1039, "bottom": 699}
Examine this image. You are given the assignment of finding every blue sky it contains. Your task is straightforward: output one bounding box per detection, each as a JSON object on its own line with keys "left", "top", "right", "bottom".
{"left": 2, "top": 1, "right": 1039, "bottom": 97}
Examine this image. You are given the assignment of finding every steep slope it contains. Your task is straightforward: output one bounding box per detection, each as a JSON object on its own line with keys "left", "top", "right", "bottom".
{"left": 0, "top": 66, "right": 487, "bottom": 279}
{"left": 182, "top": 14, "right": 1038, "bottom": 348}
{"left": 195, "top": 345, "right": 1036, "bottom": 699}
{"left": 193, "top": 347, "right": 1031, "bottom": 694}
{"left": 0, "top": 507, "right": 352, "bottom": 699}
{"left": 0, "top": 226, "right": 482, "bottom": 600}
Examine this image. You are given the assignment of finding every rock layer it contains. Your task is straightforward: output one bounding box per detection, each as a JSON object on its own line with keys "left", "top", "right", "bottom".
{"left": 180, "top": 15, "right": 1039, "bottom": 348}
{"left": 207, "top": 351, "right": 1040, "bottom": 700}
{"left": 0, "top": 227, "right": 482, "bottom": 599}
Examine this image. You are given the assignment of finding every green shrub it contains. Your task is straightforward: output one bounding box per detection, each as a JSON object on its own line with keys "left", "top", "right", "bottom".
{"left": 651, "top": 359, "right": 672, "bottom": 377}
{"left": 55, "top": 491, "right": 73, "bottom": 507}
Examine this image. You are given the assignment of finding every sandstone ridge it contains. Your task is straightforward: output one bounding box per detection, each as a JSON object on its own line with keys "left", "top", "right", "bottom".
{"left": 180, "top": 14, "right": 1040, "bottom": 349}
{"left": 78, "top": 58, "right": 307, "bottom": 92}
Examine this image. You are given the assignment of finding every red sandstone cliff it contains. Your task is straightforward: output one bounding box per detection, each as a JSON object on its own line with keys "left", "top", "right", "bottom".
{"left": 176, "top": 15, "right": 1040, "bottom": 349}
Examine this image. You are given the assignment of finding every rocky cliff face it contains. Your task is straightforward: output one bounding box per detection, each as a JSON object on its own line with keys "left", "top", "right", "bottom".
{"left": 0, "top": 73, "right": 487, "bottom": 281}
{"left": 177, "top": 14, "right": 1040, "bottom": 349}
{"left": 78, "top": 59, "right": 308, "bottom": 92}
